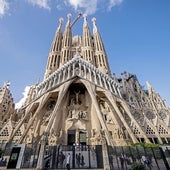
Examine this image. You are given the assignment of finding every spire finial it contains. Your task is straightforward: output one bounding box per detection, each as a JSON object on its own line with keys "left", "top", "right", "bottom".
{"left": 3, "top": 81, "right": 10, "bottom": 88}
{"left": 67, "top": 13, "right": 72, "bottom": 26}
{"left": 59, "top": 17, "right": 64, "bottom": 24}
{"left": 92, "top": 17, "right": 97, "bottom": 33}
{"left": 57, "top": 17, "right": 64, "bottom": 31}
{"left": 83, "top": 14, "right": 88, "bottom": 27}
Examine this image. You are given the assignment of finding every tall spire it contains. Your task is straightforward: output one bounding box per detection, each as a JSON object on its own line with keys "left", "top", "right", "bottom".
{"left": 44, "top": 14, "right": 112, "bottom": 79}
{"left": 50, "top": 17, "right": 63, "bottom": 52}
{"left": 82, "top": 14, "right": 94, "bottom": 64}
{"left": 44, "top": 18, "right": 64, "bottom": 79}
{"left": 61, "top": 13, "right": 73, "bottom": 64}
{"left": 146, "top": 81, "right": 153, "bottom": 95}
{"left": 92, "top": 17, "right": 111, "bottom": 75}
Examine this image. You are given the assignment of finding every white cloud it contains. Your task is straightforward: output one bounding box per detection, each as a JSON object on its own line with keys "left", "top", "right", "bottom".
{"left": 27, "top": 0, "right": 50, "bottom": 10}
{"left": 15, "top": 86, "right": 30, "bottom": 109}
{"left": 108, "top": 0, "right": 123, "bottom": 10}
{"left": 0, "top": 0, "right": 9, "bottom": 17}
{"left": 0, "top": 0, "right": 123, "bottom": 17}
{"left": 65, "top": 0, "right": 97, "bottom": 15}
{"left": 64, "top": 0, "right": 123, "bottom": 15}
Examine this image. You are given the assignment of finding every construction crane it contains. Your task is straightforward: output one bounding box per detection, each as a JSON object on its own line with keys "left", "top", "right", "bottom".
{"left": 70, "top": 13, "right": 83, "bottom": 28}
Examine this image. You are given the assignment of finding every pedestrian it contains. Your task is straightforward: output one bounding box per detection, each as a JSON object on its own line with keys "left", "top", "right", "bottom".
{"left": 109, "top": 154, "right": 114, "bottom": 170}
{"left": 66, "top": 153, "right": 71, "bottom": 170}
{"left": 119, "top": 153, "right": 125, "bottom": 170}
{"left": 141, "top": 155, "right": 148, "bottom": 167}
{"left": 76, "top": 153, "right": 81, "bottom": 167}
{"left": 147, "top": 155, "right": 153, "bottom": 168}
{"left": 58, "top": 151, "right": 65, "bottom": 168}
{"left": 81, "top": 154, "right": 85, "bottom": 166}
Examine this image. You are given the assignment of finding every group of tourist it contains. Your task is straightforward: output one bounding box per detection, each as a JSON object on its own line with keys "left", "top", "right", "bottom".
{"left": 58, "top": 151, "right": 85, "bottom": 170}
{"left": 75, "top": 153, "right": 85, "bottom": 167}
{"left": 58, "top": 151, "right": 71, "bottom": 169}
{"left": 118, "top": 153, "right": 153, "bottom": 170}
{"left": 45, "top": 152, "right": 71, "bottom": 169}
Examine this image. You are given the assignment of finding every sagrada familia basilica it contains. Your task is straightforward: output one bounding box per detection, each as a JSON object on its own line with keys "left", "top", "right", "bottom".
{"left": 0, "top": 14, "right": 170, "bottom": 150}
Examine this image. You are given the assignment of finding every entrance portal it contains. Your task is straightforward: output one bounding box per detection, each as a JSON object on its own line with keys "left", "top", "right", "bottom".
{"left": 79, "top": 130, "right": 87, "bottom": 145}
{"left": 67, "top": 130, "right": 76, "bottom": 145}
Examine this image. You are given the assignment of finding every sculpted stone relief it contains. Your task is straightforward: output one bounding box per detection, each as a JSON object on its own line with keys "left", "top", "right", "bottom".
{"left": 145, "top": 111, "right": 156, "bottom": 120}
{"left": 99, "top": 101, "right": 113, "bottom": 124}
{"left": 158, "top": 111, "right": 167, "bottom": 120}
{"left": 48, "top": 132, "right": 57, "bottom": 145}
{"left": 132, "top": 111, "right": 144, "bottom": 125}
{"left": 42, "top": 129, "right": 63, "bottom": 146}
{"left": 67, "top": 91, "right": 88, "bottom": 121}
{"left": 68, "top": 109, "right": 87, "bottom": 120}
{"left": 99, "top": 100, "right": 129, "bottom": 141}
{"left": 90, "top": 129, "right": 104, "bottom": 145}
{"left": 46, "top": 100, "right": 56, "bottom": 111}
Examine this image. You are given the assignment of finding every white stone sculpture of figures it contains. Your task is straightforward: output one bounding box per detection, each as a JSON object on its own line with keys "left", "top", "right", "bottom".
{"left": 74, "top": 90, "right": 80, "bottom": 104}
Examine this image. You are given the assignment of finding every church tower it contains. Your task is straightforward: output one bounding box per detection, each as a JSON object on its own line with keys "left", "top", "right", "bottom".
{"left": 1, "top": 14, "right": 170, "bottom": 149}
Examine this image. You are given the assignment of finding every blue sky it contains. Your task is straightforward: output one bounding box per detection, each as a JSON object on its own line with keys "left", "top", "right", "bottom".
{"left": 0, "top": 0, "right": 170, "bottom": 107}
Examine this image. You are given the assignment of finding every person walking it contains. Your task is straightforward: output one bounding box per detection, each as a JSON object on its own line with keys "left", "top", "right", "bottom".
{"left": 141, "top": 155, "right": 148, "bottom": 167}
{"left": 58, "top": 151, "right": 65, "bottom": 168}
{"left": 66, "top": 153, "right": 71, "bottom": 170}
{"left": 81, "top": 154, "right": 85, "bottom": 167}
{"left": 76, "top": 153, "right": 81, "bottom": 167}
{"left": 119, "top": 153, "right": 126, "bottom": 170}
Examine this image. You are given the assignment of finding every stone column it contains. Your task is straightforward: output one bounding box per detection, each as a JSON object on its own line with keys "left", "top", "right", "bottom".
{"left": 102, "top": 137, "right": 110, "bottom": 170}
{"left": 36, "top": 133, "right": 48, "bottom": 170}
{"left": 82, "top": 80, "right": 113, "bottom": 146}
{"left": 105, "top": 91, "right": 138, "bottom": 143}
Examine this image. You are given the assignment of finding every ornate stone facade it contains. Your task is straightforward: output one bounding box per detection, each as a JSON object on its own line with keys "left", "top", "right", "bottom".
{"left": 0, "top": 14, "right": 170, "bottom": 148}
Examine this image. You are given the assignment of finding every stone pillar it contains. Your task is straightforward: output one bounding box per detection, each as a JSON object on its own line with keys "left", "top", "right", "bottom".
{"left": 36, "top": 133, "right": 48, "bottom": 170}
{"left": 102, "top": 137, "right": 110, "bottom": 170}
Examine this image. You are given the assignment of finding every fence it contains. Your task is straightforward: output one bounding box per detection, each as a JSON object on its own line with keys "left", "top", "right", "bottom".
{"left": 1, "top": 143, "right": 170, "bottom": 169}
{"left": 42, "top": 145, "right": 103, "bottom": 169}
{"left": 108, "top": 145, "right": 170, "bottom": 170}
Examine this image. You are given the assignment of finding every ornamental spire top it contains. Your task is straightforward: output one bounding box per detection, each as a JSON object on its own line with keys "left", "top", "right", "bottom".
{"left": 83, "top": 14, "right": 88, "bottom": 27}
{"left": 92, "top": 17, "right": 98, "bottom": 34}
{"left": 57, "top": 17, "right": 64, "bottom": 31}
{"left": 66, "top": 13, "right": 72, "bottom": 27}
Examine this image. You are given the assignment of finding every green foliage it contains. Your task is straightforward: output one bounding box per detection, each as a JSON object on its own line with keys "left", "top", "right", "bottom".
{"left": 130, "top": 162, "right": 146, "bottom": 170}
{"left": 130, "top": 142, "right": 160, "bottom": 148}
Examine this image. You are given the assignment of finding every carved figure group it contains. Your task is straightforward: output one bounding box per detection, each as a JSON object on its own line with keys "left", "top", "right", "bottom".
{"left": 68, "top": 110, "right": 87, "bottom": 120}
